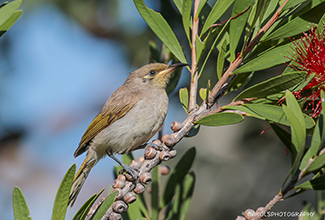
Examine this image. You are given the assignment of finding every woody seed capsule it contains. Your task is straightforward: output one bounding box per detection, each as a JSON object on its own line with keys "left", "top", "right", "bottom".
{"left": 140, "top": 172, "right": 152, "bottom": 185}
{"left": 159, "top": 151, "right": 171, "bottom": 161}
{"left": 144, "top": 147, "right": 157, "bottom": 159}
{"left": 124, "top": 192, "right": 137, "bottom": 204}
{"left": 112, "top": 200, "right": 128, "bottom": 213}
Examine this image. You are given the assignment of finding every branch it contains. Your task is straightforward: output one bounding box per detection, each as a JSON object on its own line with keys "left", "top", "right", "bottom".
{"left": 87, "top": 1, "right": 289, "bottom": 219}
{"left": 188, "top": 0, "right": 200, "bottom": 113}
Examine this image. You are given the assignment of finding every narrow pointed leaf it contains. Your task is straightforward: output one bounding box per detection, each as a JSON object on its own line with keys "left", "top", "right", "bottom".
{"left": 243, "top": 104, "right": 315, "bottom": 129}
{"left": 195, "top": 112, "right": 244, "bottom": 126}
{"left": 134, "top": 0, "right": 187, "bottom": 63}
{"left": 234, "top": 71, "right": 307, "bottom": 101}
{"left": 161, "top": 147, "right": 196, "bottom": 208}
{"left": 51, "top": 164, "right": 76, "bottom": 220}
{"left": 200, "top": 0, "right": 235, "bottom": 35}
{"left": 199, "top": 88, "right": 207, "bottom": 101}
{"left": 90, "top": 191, "right": 117, "bottom": 220}
{"left": 300, "top": 113, "right": 324, "bottom": 170}
{"left": 197, "top": 0, "right": 208, "bottom": 18}
{"left": 0, "top": 10, "right": 21, "bottom": 37}
{"left": 306, "top": 153, "right": 325, "bottom": 174}
{"left": 295, "top": 175, "right": 325, "bottom": 190}
{"left": 172, "top": 0, "right": 184, "bottom": 14}
{"left": 217, "top": 38, "right": 227, "bottom": 80}
{"left": 0, "top": 0, "right": 21, "bottom": 27}
{"left": 222, "top": 105, "right": 265, "bottom": 120}
{"left": 283, "top": 91, "right": 306, "bottom": 153}
{"left": 266, "top": 1, "right": 325, "bottom": 41}
{"left": 72, "top": 189, "right": 105, "bottom": 220}
{"left": 229, "top": 0, "right": 254, "bottom": 61}
{"left": 178, "top": 171, "right": 195, "bottom": 220}
{"left": 182, "top": 0, "right": 192, "bottom": 44}
{"left": 12, "top": 187, "right": 32, "bottom": 220}
{"left": 234, "top": 42, "right": 293, "bottom": 74}
{"left": 179, "top": 87, "right": 189, "bottom": 113}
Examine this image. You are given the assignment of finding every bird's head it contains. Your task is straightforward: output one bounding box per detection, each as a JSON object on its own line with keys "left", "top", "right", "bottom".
{"left": 128, "top": 63, "right": 188, "bottom": 89}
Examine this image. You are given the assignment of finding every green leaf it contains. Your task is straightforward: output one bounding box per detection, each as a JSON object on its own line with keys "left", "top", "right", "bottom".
{"left": 151, "top": 165, "right": 159, "bottom": 220}
{"left": 200, "top": 0, "right": 235, "bottom": 35}
{"left": 197, "top": 0, "right": 208, "bottom": 18}
{"left": 0, "top": 10, "right": 21, "bottom": 38}
{"left": 265, "top": 2, "right": 325, "bottom": 41}
{"left": 169, "top": 171, "right": 195, "bottom": 220}
{"left": 228, "top": 72, "right": 253, "bottom": 92}
{"left": 90, "top": 191, "right": 118, "bottom": 220}
{"left": 72, "top": 189, "right": 105, "bottom": 220}
{"left": 217, "top": 38, "right": 227, "bottom": 80}
{"left": 172, "top": 0, "right": 184, "bottom": 14}
{"left": 199, "top": 88, "right": 207, "bottom": 101}
{"left": 306, "top": 153, "right": 325, "bottom": 174}
{"left": 0, "top": 0, "right": 21, "bottom": 26}
{"left": 300, "top": 113, "right": 324, "bottom": 170}
{"left": 283, "top": 91, "right": 306, "bottom": 153}
{"left": 295, "top": 175, "right": 325, "bottom": 190}
{"left": 243, "top": 104, "right": 315, "bottom": 129}
{"left": 222, "top": 105, "right": 265, "bottom": 120}
{"left": 195, "top": 35, "right": 205, "bottom": 63}
{"left": 178, "top": 172, "right": 195, "bottom": 220}
{"left": 229, "top": 0, "right": 254, "bottom": 61}
{"left": 51, "top": 164, "right": 76, "bottom": 220}
{"left": 234, "top": 42, "right": 293, "bottom": 74}
{"left": 195, "top": 112, "right": 244, "bottom": 126}
{"left": 161, "top": 147, "right": 196, "bottom": 208}
{"left": 283, "top": 0, "right": 306, "bottom": 10}
{"left": 12, "top": 187, "right": 32, "bottom": 220}
{"left": 134, "top": 0, "right": 187, "bottom": 63}
{"left": 179, "top": 87, "right": 189, "bottom": 113}
{"left": 182, "top": 0, "right": 192, "bottom": 44}
{"left": 234, "top": 71, "right": 307, "bottom": 100}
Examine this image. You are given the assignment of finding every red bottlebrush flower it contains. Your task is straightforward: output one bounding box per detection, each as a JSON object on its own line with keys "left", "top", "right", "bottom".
{"left": 288, "top": 24, "right": 325, "bottom": 117}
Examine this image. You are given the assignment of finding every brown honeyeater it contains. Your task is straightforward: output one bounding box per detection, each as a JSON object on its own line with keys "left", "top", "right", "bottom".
{"left": 68, "top": 63, "right": 187, "bottom": 207}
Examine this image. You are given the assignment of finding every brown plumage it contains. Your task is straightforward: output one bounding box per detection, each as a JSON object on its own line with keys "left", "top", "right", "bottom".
{"left": 68, "top": 63, "right": 187, "bottom": 207}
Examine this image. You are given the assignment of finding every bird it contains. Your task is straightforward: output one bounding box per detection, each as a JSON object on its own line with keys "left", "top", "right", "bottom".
{"left": 68, "top": 62, "right": 188, "bottom": 207}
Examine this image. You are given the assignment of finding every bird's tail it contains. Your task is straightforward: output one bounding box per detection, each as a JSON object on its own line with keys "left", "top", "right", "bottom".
{"left": 69, "top": 149, "right": 99, "bottom": 207}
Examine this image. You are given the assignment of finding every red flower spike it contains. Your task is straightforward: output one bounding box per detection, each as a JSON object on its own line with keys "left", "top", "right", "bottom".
{"left": 288, "top": 24, "right": 325, "bottom": 117}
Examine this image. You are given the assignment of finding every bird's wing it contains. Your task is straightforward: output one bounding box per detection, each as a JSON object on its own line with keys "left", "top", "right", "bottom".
{"left": 74, "top": 87, "right": 140, "bottom": 157}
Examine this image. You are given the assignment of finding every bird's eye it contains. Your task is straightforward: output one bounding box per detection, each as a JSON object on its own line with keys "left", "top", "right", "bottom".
{"left": 149, "top": 70, "right": 156, "bottom": 76}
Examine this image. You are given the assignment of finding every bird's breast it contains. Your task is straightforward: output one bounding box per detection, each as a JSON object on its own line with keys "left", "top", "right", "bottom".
{"left": 91, "top": 90, "right": 168, "bottom": 157}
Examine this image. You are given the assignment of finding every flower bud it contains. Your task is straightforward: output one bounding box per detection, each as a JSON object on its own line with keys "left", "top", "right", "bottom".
{"left": 140, "top": 172, "right": 152, "bottom": 185}
{"left": 112, "top": 200, "right": 128, "bottom": 213}
{"left": 124, "top": 192, "right": 137, "bottom": 204}
{"left": 144, "top": 147, "right": 157, "bottom": 159}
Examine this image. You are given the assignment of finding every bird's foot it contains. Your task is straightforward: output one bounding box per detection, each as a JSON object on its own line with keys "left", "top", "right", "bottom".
{"left": 119, "top": 164, "right": 139, "bottom": 180}
{"left": 145, "top": 141, "right": 169, "bottom": 151}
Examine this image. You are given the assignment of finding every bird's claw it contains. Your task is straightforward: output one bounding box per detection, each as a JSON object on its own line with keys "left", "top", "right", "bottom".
{"left": 120, "top": 165, "right": 139, "bottom": 180}
{"left": 145, "top": 142, "right": 169, "bottom": 151}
